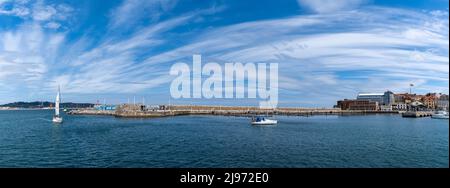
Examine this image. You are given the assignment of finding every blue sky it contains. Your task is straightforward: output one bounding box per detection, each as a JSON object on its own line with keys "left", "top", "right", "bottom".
{"left": 0, "top": 0, "right": 448, "bottom": 107}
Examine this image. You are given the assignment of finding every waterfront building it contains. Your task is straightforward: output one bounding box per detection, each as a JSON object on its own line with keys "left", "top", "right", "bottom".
{"left": 408, "top": 101, "right": 427, "bottom": 111}
{"left": 336, "top": 100, "right": 351, "bottom": 110}
{"left": 380, "top": 105, "right": 392, "bottom": 111}
{"left": 437, "top": 94, "right": 449, "bottom": 110}
{"left": 392, "top": 103, "right": 407, "bottom": 111}
{"left": 394, "top": 94, "right": 406, "bottom": 103}
{"left": 337, "top": 99, "right": 379, "bottom": 111}
{"left": 394, "top": 93, "right": 424, "bottom": 104}
{"left": 357, "top": 91, "right": 394, "bottom": 105}
{"left": 338, "top": 91, "right": 444, "bottom": 112}
{"left": 357, "top": 93, "right": 384, "bottom": 104}
{"left": 393, "top": 94, "right": 427, "bottom": 111}
{"left": 384, "top": 91, "right": 395, "bottom": 105}
{"left": 421, "top": 93, "right": 438, "bottom": 110}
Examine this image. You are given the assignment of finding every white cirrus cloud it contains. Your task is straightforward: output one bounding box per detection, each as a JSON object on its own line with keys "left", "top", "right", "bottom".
{"left": 0, "top": 0, "right": 30, "bottom": 17}
{"left": 131, "top": 7, "right": 448, "bottom": 106}
{"left": 44, "top": 21, "right": 61, "bottom": 29}
{"left": 109, "top": 0, "right": 178, "bottom": 30}
{"left": 0, "top": 0, "right": 74, "bottom": 30}
{"left": 0, "top": 23, "right": 65, "bottom": 92}
{"left": 297, "top": 0, "right": 367, "bottom": 13}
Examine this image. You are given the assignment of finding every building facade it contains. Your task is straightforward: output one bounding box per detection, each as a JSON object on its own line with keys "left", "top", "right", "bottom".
{"left": 394, "top": 93, "right": 424, "bottom": 104}
{"left": 437, "top": 94, "right": 449, "bottom": 110}
{"left": 383, "top": 91, "right": 395, "bottom": 105}
{"left": 380, "top": 105, "right": 392, "bottom": 111}
{"left": 392, "top": 103, "right": 407, "bottom": 111}
{"left": 337, "top": 91, "right": 447, "bottom": 112}
{"left": 421, "top": 93, "right": 438, "bottom": 110}
{"left": 337, "top": 99, "right": 379, "bottom": 111}
{"left": 357, "top": 93, "right": 384, "bottom": 104}
{"left": 394, "top": 94, "right": 405, "bottom": 104}
{"left": 357, "top": 91, "right": 394, "bottom": 106}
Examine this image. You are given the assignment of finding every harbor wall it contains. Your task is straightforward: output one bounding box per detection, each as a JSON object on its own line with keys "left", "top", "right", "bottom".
{"left": 67, "top": 104, "right": 399, "bottom": 118}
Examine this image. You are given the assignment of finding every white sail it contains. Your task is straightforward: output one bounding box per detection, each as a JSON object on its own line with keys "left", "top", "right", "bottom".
{"left": 55, "top": 86, "right": 60, "bottom": 116}
{"left": 52, "top": 85, "right": 63, "bottom": 123}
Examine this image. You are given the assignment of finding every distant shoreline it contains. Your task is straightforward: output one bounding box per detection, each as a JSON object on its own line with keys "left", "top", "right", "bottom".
{"left": 0, "top": 108, "right": 55, "bottom": 111}
{"left": 0, "top": 101, "right": 95, "bottom": 110}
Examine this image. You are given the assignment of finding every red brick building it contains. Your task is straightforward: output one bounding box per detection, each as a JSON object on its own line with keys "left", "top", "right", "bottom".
{"left": 337, "top": 99, "right": 379, "bottom": 111}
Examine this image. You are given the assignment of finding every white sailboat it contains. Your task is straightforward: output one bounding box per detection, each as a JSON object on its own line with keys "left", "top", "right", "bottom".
{"left": 52, "top": 86, "right": 63, "bottom": 123}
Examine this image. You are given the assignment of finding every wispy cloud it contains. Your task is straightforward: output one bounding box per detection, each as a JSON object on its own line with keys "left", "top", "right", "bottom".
{"left": 109, "top": 0, "right": 178, "bottom": 31}
{"left": 0, "top": 0, "right": 30, "bottom": 17}
{"left": 0, "top": 0, "right": 73, "bottom": 31}
{"left": 0, "top": 22, "right": 65, "bottom": 92}
{"left": 297, "top": 0, "right": 367, "bottom": 13}
{"left": 131, "top": 7, "right": 448, "bottom": 106}
{"left": 53, "top": 15, "right": 196, "bottom": 93}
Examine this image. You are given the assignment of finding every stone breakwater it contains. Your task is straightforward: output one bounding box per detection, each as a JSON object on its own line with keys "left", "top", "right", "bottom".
{"left": 67, "top": 109, "right": 116, "bottom": 116}
{"left": 67, "top": 104, "right": 397, "bottom": 118}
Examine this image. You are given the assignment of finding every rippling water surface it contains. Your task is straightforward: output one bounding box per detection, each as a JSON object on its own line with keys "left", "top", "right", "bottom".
{"left": 0, "top": 110, "right": 448, "bottom": 167}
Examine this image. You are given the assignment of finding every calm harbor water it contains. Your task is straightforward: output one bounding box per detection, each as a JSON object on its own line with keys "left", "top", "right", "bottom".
{"left": 0, "top": 110, "right": 448, "bottom": 168}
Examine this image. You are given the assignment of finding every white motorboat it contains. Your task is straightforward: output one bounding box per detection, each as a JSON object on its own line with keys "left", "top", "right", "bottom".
{"left": 431, "top": 111, "right": 449, "bottom": 119}
{"left": 52, "top": 86, "right": 63, "bottom": 124}
{"left": 251, "top": 116, "right": 277, "bottom": 125}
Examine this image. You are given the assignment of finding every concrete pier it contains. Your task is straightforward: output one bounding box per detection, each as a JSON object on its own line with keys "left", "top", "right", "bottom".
{"left": 401, "top": 111, "right": 433, "bottom": 118}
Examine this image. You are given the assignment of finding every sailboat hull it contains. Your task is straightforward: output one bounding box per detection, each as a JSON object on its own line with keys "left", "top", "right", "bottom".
{"left": 52, "top": 117, "right": 63, "bottom": 123}
{"left": 431, "top": 114, "right": 449, "bottom": 119}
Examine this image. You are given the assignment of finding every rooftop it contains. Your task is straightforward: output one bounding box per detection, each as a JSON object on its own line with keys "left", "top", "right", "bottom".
{"left": 357, "top": 93, "right": 384, "bottom": 96}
